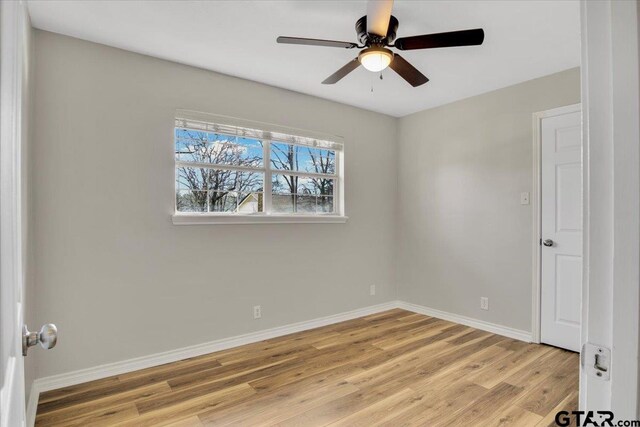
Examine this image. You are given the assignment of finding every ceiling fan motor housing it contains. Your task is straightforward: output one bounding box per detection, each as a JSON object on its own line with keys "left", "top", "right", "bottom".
{"left": 356, "top": 15, "right": 399, "bottom": 46}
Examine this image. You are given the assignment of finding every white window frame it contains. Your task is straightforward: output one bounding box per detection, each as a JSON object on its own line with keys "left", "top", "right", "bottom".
{"left": 172, "top": 110, "right": 347, "bottom": 225}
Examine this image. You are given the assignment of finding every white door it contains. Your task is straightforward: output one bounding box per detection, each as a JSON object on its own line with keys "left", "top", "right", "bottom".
{"left": 540, "top": 107, "right": 582, "bottom": 352}
{"left": 0, "top": 2, "right": 28, "bottom": 426}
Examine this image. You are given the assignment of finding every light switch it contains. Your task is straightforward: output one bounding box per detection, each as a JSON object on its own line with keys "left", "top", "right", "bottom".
{"left": 520, "top": 192, "right": 530, "bottom": 205}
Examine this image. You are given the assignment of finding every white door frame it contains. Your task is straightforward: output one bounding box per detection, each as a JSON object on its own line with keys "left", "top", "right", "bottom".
{"left": 531, "top": 103, "right": 582, "bottom": 345}
{"left": 579, "top": 0, "right": 639, "bottom": 416}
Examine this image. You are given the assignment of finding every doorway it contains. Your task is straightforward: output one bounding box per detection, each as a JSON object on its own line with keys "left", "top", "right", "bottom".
{"left": 532, "top": 103, "right": 582, "bottom": 352}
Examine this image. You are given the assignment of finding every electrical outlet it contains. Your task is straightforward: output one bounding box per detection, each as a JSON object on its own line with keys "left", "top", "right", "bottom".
{"left": 370, "top": 285, "right": 376, "bottom": 296}
{"left": 480, "top": 297, "right": 489, "bottom": 310}
{"left": 253, "top": 305, "right": 262, "bottom": 319}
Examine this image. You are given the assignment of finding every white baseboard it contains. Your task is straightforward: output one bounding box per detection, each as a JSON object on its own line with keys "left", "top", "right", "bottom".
{"left": 25, "top": 299, "right": 532, "bottom": 427}
{"left": 397, "top": 301, "right": 532, "bottom": 342}
{"left": 25, "top": 300, "right": 399, "bottom": 426}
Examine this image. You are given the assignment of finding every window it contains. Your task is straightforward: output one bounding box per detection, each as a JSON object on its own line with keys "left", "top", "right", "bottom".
{"left": 173, "top": 112, "right": 346, "bottom": 224}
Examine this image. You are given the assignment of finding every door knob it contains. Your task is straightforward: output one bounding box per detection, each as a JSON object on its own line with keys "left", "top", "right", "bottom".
{"left": 543, "top": 239, "right": 554, "bottom": 247}
{"left": 22, "top": 324, "right": 57, "bottom": 356}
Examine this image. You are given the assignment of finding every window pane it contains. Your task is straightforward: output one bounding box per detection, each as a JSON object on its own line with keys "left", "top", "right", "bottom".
{"left": 296, "top": 195, "right": 316, "bottom": 213}
{"left": 236, "top": 137, "right": 264, "bottom": 167}
{"left": 272, "top": 174, "right": 299, "bottom": 195}
{"left": 270, "top": 142, "right": 335, "bottom": 175}
{"left": 297, "top": 177, "right": 317, "bottom": 195}
{"left": 270, "top": 142, "right": 293, "bottom": 171}
{"left": 208, "top": 134, "right": 263, "bottom": 167}
{"left": 175, "top": 129, "right": 263, "bottom": 167}
{"left": 272, "top": 174, "right": 334, "bottom": 196}
{"left": 271, "top": 173, "right": 335, "bottom": 214}
{"left": 176, "top": 190, "right": 207, "bottom": 212}
{"left": 176, "top": 167, "right": 264, "bottom": 213}
{"left": 209, "top": 191, "right": 238, "bottom": 213}
{"left": 272, "top": 194, "right": 294, "bottom": 213}
{"left": 303, "top": 147, "right": 336, "bottom": 174}
{"left": 207, "top": 169, "right": 264, "bottom": 193}
{"left": 236, "top": 171, "right": 264, "bottom": 192}
{"left": 237, "top": 193, "right": 263, "bottom": 213}
{"left": 177, "top": 167, "right": 264, "bottom": 192}
{"left": 318, "top": 196, "right": 334, "bottom": 213}
{"left": 176, "top": 167, "right": 207, "bottom": 191}
{"left": 175, "top": 129, "right": 207, "bottom": 162}
{"left": 310, "top": 177, "right": 334, "bottom": 196}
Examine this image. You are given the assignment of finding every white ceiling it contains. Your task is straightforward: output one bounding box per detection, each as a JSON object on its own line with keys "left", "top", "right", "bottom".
{"left": 27, "top": 0, "right": 581, "bottom": 117}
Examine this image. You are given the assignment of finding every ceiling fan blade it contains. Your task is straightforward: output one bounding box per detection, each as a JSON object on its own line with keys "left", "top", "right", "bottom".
{"left": 277, "top": 36, "right": 358, "bottom": 49}
{"left": 389, "top": 54, "right": 429, "bottom": 87}
{"left": 395, "top": 28, "right": 485, "bottom": 50}
{"left": 366, "top": 0, "right": 394, "bottom": 37}
{"left": 322, "top": 58, "right": 360, "bottom": 84}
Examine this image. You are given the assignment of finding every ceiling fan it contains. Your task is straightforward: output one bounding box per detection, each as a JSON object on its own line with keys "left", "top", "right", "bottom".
{"left": 276, "top": 0, "right": 484, "bottom": 87}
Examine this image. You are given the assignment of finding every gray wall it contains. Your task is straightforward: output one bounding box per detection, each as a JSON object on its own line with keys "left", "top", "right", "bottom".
{"left": 31, "top": 31, "right": 397, "bottom": 378}
{"left": 30, "top": 30, "right": 581, "bottom": 379}
{"left": 396, "top": 68, "right": 581, "bottom": 332}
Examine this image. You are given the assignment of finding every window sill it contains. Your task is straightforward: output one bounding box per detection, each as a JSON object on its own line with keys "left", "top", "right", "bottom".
{"left": 171, "top": 213, "right": 349, "bottom": 225}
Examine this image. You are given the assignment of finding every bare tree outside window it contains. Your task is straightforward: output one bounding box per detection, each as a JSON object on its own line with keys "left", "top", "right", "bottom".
{"left": 270, "top": 143, "right": 335, "bottom": 213}
{"left": 174, "top": 119, "right": 340, "bottom": 216}
{"left": 175, "top": 130, "right": 264, "bottom": 212}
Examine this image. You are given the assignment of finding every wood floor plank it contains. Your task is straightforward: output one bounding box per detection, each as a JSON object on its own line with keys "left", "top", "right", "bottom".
{"left": 370, "top": 318, "right": 449, "bottom": 350}
{"left": 409, "top": 341, "right": 514, "bottom": 393}
{"left": 35, "top": 382, "right": 171, "bottom": 426}
{"left": 383, "top": 380, "right": 489, "bottom": 426}
{"left": 497, "top": 339, "right": 533, "bottom": 352}
{"left": 276, "top": 335, "right": 504, "bottom": 426}
{"left": 119, "top": 383, "right": 255, "bottom": 427}
{"left": 313, "top": 316, "right": 440, "bottom": 350}
{"left": 446, "top": 328, "right": 492, "bottom": 345}
{"left": 433, "top": 382, "right": 525, "bottom": 427}
{"left": 515, "top": 355, "right": 580, "bottom": 417}
{"left": 166, "top": 349, "right": 310, "bottom": 391}
{"left": 504, "top": 347, "right": 576, "bottom": 389}
{"left": 37, "top": 356, "right": 224, "bottom": 415}
{"left": 162, "top": 416, "right": 203, "bottom": 427}
{"left": 37, "top": 376, "right": 122, "bottom": 405}
{"left": 357, "top": 323, "right": 470, "bottom": 370}
{"left": 117, "top": 355, "right": 221, "bottom": 382}
{"left": 36, "top": 402, "right": 140, "bottom": 427}
{"left": 479, "top": 405, "right": 543, "bottom": 427}
{"left": 465, "top": 343, "right": 554, "bottom": 389}
{"left": 327, "top": 387, "right": 417, "bottom": 426}
{"left": 216, "top": 380, "right": 360, "bottom": 425}
{"left": 197, "top": 365, "right": 365, "bottom": 424}
{"left": 273, "top": 383, "right": 405, "bottom": 426}
{"left": 248, "top": 343, "right": 384, "bottom": 393}
{"left": 345, "top": 339, "right": 454, "bottom": 390}
{"left": 395, "top": 312, "right": 431, "bottom": 322}
{"left": 137, "top": 357, "right": 298, "bottom": 414}
{"left": 214, "top": 337, "right": 323, "bottom": 366}
{"left": 535, "top": 389, "right": 579, "bottom": 426}
{"left": 35, "top": 309, "right": 578, "bottom": 427}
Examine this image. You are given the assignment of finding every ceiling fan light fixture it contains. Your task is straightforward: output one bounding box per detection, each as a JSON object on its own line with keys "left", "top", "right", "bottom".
{"left": 358, "top": 46, "right": 393, "bottom": 72}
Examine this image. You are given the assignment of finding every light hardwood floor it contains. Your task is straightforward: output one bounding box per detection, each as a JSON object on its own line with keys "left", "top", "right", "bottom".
{"left": 35, "top": 309, "right": 578, "bottom": 426}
